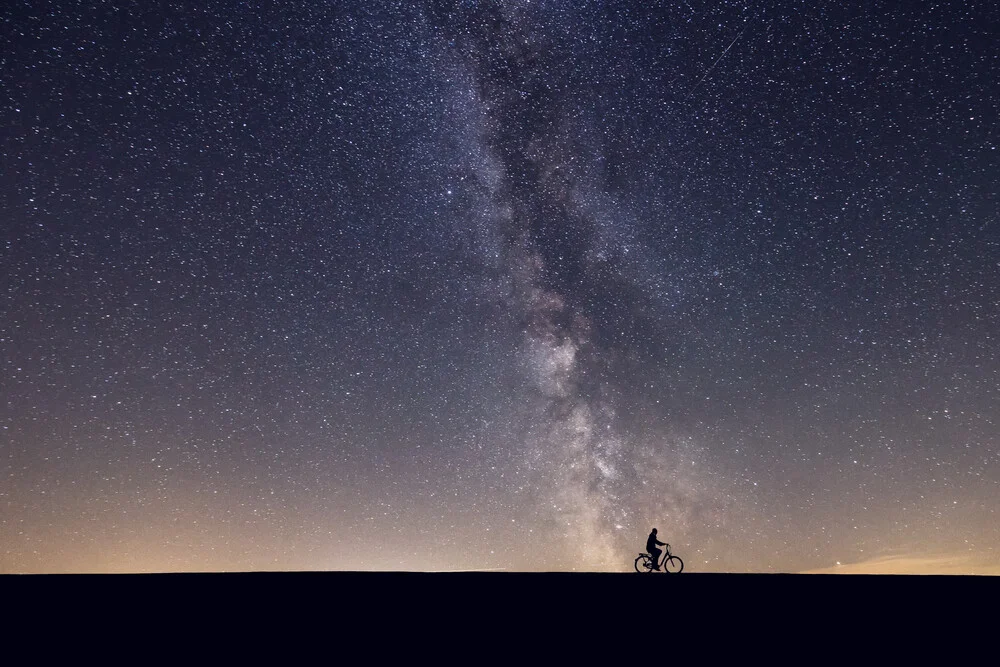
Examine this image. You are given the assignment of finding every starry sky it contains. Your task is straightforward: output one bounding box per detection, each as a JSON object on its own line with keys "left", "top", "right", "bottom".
{"left": 3, "top": 1, "right": 998, "bottom": 574}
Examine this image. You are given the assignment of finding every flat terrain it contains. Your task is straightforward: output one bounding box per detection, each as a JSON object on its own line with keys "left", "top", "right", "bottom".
{"left": 5, "top": 571, "right": 994, "bottom": 654}
{"left": 6, "top": 571, "right": 994, "bottom": 618}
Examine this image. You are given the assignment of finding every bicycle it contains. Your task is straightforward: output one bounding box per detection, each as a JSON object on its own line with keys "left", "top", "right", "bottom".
{"left": 634, "top": 543, "right": 684, "bottom": 573}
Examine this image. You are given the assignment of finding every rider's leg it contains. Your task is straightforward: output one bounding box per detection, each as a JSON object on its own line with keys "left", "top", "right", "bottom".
{"left": 650, "top": 547, "right": 661, "bottom": 569}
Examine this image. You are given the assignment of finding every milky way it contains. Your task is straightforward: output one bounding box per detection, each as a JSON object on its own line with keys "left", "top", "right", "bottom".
{"left": 2, "top": 1, "right": 998, "bottom": 573}
{"left": 429, "top": 3, "right": 756, "bottom": 568}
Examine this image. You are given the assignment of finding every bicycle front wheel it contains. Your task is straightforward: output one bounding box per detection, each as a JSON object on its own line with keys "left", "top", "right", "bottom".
{"left": 635, "top": 555, "right": 652, "bottom": 573}
{"left": 664, "top": 556, "right": 684, "bottom": 573}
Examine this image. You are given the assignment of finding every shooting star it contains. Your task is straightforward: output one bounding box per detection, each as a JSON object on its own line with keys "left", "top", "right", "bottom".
{"left": 689, "top": 18, "right": 752, "bottom": 97}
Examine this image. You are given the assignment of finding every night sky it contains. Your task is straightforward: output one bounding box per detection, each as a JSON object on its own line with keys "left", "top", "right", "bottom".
{"left": 3, "top": 1, "right": 998, "bottom": 574}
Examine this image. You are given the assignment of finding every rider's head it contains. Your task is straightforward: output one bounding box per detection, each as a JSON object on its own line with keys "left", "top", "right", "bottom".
{"left": 651, "top": 528, "right": 657, "bottom": 534}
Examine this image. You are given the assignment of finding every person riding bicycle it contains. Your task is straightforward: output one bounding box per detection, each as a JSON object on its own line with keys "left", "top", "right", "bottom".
{"left": 646, "top": 528, "right": 667, "bottom": 571}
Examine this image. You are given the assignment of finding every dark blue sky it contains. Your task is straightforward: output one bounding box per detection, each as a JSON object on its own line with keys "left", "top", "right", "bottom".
{"left": 2, "top": 1, "right": 998, "bottom": 573}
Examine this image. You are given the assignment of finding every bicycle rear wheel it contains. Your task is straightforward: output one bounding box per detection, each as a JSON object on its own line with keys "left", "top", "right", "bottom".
{"left": 635, "top": 555, "right": 652, "bottom": 573}
{"left": 664, "top": 556, "right": 684, "bottom": 573}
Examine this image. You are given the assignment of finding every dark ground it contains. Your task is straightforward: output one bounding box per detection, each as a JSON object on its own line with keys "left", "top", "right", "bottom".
{"left": 5, "top": 572, "right": 994, "bottom": 656}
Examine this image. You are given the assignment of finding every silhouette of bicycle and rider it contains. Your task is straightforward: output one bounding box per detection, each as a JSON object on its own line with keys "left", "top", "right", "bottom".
{"left": 635, "top": 528, "right": 684, "bottom": 573}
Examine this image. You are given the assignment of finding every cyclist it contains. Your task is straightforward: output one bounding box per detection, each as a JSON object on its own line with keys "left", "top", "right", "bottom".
{"left": 646, "top": 528, "right": 667, "bottom": 571}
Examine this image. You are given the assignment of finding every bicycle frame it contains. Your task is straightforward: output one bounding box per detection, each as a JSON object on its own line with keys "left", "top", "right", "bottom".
{"left": 652, "top": 544, "right": 672, "bottom": 567}
{"left": 636, "top": 543, "right": 683, "bottom": 573}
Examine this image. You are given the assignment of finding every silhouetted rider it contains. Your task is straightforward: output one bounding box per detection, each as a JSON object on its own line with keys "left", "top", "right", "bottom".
{"left": 646, "top": 528, "right": 666, "bottom": 571}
